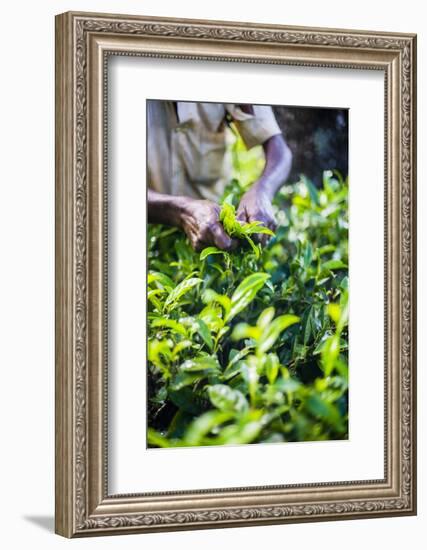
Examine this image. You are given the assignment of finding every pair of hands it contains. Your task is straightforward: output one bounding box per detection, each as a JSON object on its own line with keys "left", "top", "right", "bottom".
{"left": 179, "top": 185, "right": 277, "bottom": 252}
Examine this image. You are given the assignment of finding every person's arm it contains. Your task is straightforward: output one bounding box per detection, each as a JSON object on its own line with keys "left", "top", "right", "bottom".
{"left": 236, "top": 133, "right": 292, "bottom": 244}
{"left": 148, "top": 189, "right": 234, "bottom": 251}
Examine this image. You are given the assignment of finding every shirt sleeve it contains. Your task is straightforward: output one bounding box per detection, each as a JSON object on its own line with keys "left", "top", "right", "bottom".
{"left": 226, "top": 104, "right": 282, "bottom": 149}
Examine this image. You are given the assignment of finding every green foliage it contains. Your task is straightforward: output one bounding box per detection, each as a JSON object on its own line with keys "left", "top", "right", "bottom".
{"left": 219, "top": 196, "right": 274, "bottom": 258}
{"left": 147, "top": 167, "right": 348, "bottom": 447}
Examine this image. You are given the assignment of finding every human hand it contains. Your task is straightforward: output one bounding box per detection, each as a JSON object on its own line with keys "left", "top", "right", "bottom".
{"left": 178, "top": 198, "right": 235, "bottom": 252}
{"left": 236, "top": 185, "right": 277, "bottom": 246}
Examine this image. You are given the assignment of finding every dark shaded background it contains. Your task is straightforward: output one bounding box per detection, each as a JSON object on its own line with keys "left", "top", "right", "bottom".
{"left": 272, "top": 106, "right": 348, "bottom": 186}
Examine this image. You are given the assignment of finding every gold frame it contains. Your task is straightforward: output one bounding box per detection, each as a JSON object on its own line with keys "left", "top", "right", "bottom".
{"left": 55, "top": 11, "right": 417, "bottom": 537}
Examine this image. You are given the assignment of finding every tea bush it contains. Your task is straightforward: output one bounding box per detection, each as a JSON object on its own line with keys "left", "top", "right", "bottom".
{"left": 147, "top": 166, "right": 349, "bottom": 447}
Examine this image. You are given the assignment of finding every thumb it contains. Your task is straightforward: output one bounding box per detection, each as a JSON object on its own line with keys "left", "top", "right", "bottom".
{"left": 236, "top": 205, "right": 247, "bottom": 223}
{"left": 210, "top": 223, "right": 233, "bottom": 251}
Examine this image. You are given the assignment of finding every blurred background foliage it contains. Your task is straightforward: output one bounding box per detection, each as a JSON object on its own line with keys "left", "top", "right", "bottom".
{"left": 273, "top": 106, "right": 348, "bottom": 187}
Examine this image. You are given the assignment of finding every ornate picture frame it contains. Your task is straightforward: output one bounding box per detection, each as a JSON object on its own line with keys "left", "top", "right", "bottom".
{"left": 55, "top": 11, "right": 417, "bottom": 537}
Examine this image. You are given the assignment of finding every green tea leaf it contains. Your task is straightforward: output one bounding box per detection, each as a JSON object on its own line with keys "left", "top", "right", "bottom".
{"left": 216, "top": 419, "right": 264, "bottom": 445}
{"left": 241, "top": 357, "right": 259, "bottom": 405}
{"left": 172, "top": 339, "right": 192, "bottom": 357}
{"left": 164, "top": 277, "right": 202, "bottom": 312}
{"left": 245, "top": 235, "right": 260, "bottom": 258}
{"left": 322, "top": 259, "right": 347, "bottom": 271}
{"left": 321, "top": 334, "right": 340, "bottom": 376}
{"left": 208, "top": 384, "right": 248, "bottom": 413}
{"left": 224, "top": 347, "right": 252, "bottom": 372}
{"left": 257, "top": 314, "right": 300, "bottom": 354}
{"left": 276, "top": 377, "right": 301, "bottom": 394}
{"left": 219, "top": 201, "right": 274, "bottom": 248}
{"left": 265, "top": 353, "right": 280, "bottom": 385}
{"left": 241, "top": 221, "right": 274, "bottom": 236}
{"left": 327, "top": 303, "right": 341, "bottom": 325}
{"left": 231, "top": 323, "right": 261, "bottom": 341}
{"left": 170, "top": 372, "right": 204, "bottom": 391}
{"left": 303, "top": 306, "right": 314, "bottom": 345}
{"left": 303, "top": 242, "right": 313, "bottom": 268}
{"left": 219, "top": 201, "right": 239, "bottom": 235}
{"left": 151, "top": 318, "right": 188, "bottom": 336}
{"left": 148, "top": 271, "right": 175, "bottom": 290}
{"left": 226, "top": 273, "right": 270, "bottom": 322}
{"left": 199, "top": 304, "right": 224, "bottom": 332}
{"left": 202, "top": 289, "right": 231, "bottom": 317}
{"left": 147, "top": 292, "right": 162, "bottom": 311}
{"left": 257, "top": 307, "right": 275, "bottom": 329}
{"left": 305, "top": 176, "right": 320, "bottom": 206}
{"left": 147, "top": 429, "right": 179, "bottom": 448}
{"left": 200, "top": 246, "right": 225, "bottom": 261}
{"left": 195, "top": 318, "right": 214, "bottom": 351}
{"left": 180, "top": 355, "right": 220, "bottom": 373}
{"left": 185, "top": 410, "right": 234, "bottom": 446}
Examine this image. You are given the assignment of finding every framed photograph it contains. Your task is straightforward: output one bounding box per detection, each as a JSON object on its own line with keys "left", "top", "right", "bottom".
{"left": 55, "top": 11, "right": 417, "bottom": 537}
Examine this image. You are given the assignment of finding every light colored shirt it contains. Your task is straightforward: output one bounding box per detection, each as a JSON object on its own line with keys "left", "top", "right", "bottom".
{"left": 147, "top": 101, "right": 281, "bottom": 201}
